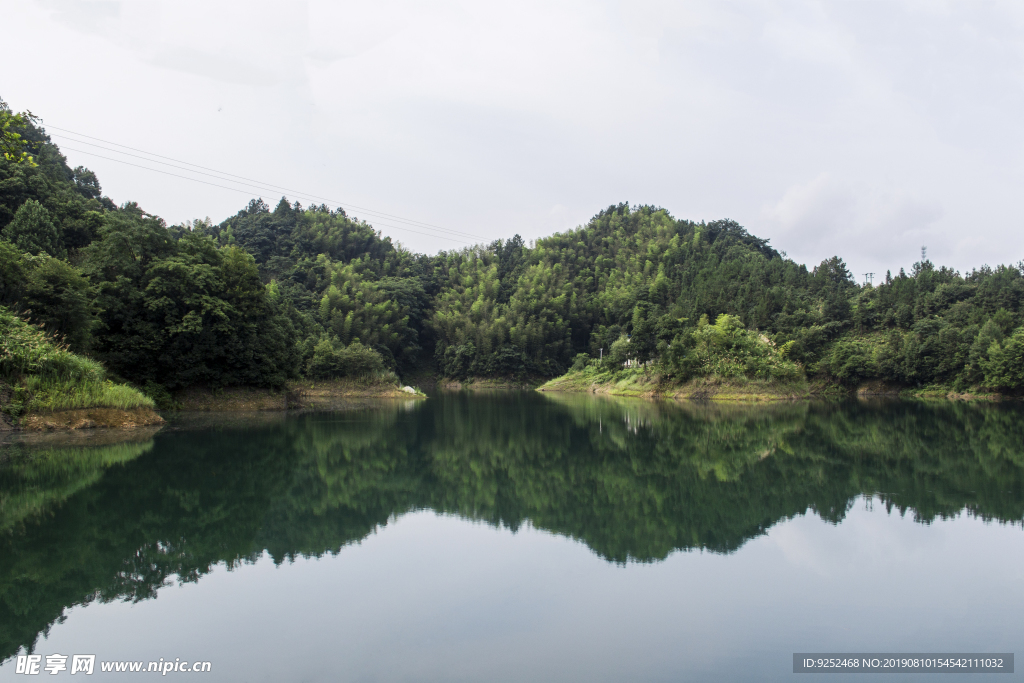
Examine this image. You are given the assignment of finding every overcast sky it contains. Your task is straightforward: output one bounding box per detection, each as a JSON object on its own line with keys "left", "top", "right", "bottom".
{"left": 3, "top": 0, "right": 1023, "bottom": 279}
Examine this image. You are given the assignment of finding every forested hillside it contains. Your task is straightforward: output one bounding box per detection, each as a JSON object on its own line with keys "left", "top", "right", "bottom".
{"left": 1, "top": 99, "right": 1023, "bottom": 396}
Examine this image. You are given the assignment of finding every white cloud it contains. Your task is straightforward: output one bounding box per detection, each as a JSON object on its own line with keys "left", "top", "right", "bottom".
{"left": 3, "top": 0, "right": 1022, "bottom": 266}
{"left": 762, "top": 173, "right": 942, "bottom": 275}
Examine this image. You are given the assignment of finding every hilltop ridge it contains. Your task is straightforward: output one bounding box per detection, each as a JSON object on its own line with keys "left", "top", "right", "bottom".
{"left": 1, "top": 98, "right": 1022, "bottom": 400}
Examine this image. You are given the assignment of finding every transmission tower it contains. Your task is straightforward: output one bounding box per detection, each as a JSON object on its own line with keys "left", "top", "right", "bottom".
{"left": 863, "top": 272, "right": 874, "bottom": 286}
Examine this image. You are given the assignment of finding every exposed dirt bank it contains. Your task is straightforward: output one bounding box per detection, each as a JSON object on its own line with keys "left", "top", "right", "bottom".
{"left": 436, "top": 377, "right": 542, "bottom": 390}
{"left": 18, "top": 408, "right": 165, "bottom": 431}
{"left": 854, "top": 380, "right": 1004, "bottom": 401}
{"left": 539, "top": 371, "right": 1012, "bottom": 402}
{"left": 538, "top": 372, "right": 810, "bottom": 401}
{"left": 172, "top": 379, "right": 425, "bottom": 412}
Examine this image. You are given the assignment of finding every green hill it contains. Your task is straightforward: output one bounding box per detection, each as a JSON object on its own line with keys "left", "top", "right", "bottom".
{"left": 1, "top": 97, "right": 1022, "bottom": 397}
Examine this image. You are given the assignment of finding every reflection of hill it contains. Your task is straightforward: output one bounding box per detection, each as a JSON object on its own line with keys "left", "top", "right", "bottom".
{"left": 792, "top": 401, "right": 1024, "bottom": 523}
{"left": 0, "top": 434, "right": 157, "bottom": 659}
{"left": 2, "top": 395, "right": 1024, "bottom": 660}
{"left": 0, "top": 433, "right": 157, "bottom": 533}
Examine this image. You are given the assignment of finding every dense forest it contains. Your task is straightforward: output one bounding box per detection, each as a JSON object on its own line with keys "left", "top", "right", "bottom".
{"left": 2, "top": 99, "right": 1023, "bottom": 398}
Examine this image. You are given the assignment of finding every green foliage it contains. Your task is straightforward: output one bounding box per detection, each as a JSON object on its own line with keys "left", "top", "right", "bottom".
{"left": 82, "top": 212, "right": 299, "bottom": 389}
{"left": 0, "top": 244, "right": 98, "bottom": 351}
{"left": 606, "top": 334, "right": 632, "bottom": 369}
{"left": 315, "top": 260, "right": 420, "bottom": 369}
{"left": 0, "top": 109, "right": 110, "bottom": 252}
{"left": 0, "top": 306, "right": 102, "bottom": 383}
{"left": 0, "top": 241, "right": 99, "bottom": 351}
{"left": 0, "top": 100, "right": 37, "bottom": 166}
{"left": 0, "top": 305, "right": 153, "bottom": 412}
{"left": 306, "top": 339, "right": 386, "bottom": 379}
{"left": 982, "top": 327, "right": 1024, "bottom": 391}
{"left": 141, "top": 380, "right": 177, "bottom": 410}
{"left": 813, "top": 263, "right": 1024, "bottom": 391}
{"left": 430, "top": 247, "right": 541, "bottom": 379}
{"left": 570, "top": 352, "right": 592, "bottom": 372}
{"left": 2, "top": 199, "right": 65, "bottom": 258}
{"left": 200, "top": 199, "right": 432, "bottom": 375}
{"left": 426, "top": 206, "right": 835, "bottom": 380}
{"left": 24, "top": 376, "right": 156, "bottom": 412}
{"left": 665, "top": 314, "right": 802, "bottom": 382}
{"left": 819, "top": 338, "right": 876, "bottom": 383}
{"left": 1, "top": 109, "right": 1023, "bottom": 393}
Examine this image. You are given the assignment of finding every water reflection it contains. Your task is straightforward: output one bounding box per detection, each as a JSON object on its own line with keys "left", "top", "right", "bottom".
{"left": 2, "top": 393, "right": 1023, "bottom": 661}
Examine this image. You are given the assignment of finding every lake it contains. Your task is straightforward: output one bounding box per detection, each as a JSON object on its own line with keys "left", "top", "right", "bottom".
{"left": 1, "top": 392, "right": 1023, "bottom": 681}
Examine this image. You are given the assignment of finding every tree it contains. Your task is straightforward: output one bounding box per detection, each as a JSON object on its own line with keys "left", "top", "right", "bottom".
{"left": 813, "top": 256, "right": 855, "bottom": 322}
{"left": 966, "top": 319, "right": 1004, "bottom": 384}
{"left": 71, "top": 166, "right": 102, "bottom": 200}
{"left": 629, "top": 302, "right": 658, "bottom": 368}
{"left": 0, "top": 100, "right": 37, "bottom": 166}
{"left": 2, "top": 199, "right": 65, "bottom": 258}
{"left": 82, "top": 212, "right": 298, "bottom": 389}
{"left": 21, "top": 255, "right": 99, "bottom": 351}
{"left": 981, "top": 327, "right": 1024, "bottom": 392}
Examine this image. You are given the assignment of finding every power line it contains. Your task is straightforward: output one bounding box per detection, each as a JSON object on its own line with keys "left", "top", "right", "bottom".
{"left": 44, "top": 124, "right": 488, "bottom": 242}
{"left": 53, "top": 136, "right": 338, "bottom": 202}
{"left": 54, "top": 135, "right": 483, "bottom": 243}
{"left": 57, "top": 135, "right": 482, "bottom": 242}
{"left": 56, "top": 146, "right": 476, "bottom": 246}
{"left": 47, "top": 125, "right": 481, "bottom": 237}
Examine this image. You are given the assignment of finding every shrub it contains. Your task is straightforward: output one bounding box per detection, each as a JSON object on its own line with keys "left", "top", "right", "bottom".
{"left": 666, "top": 314, "right": 802, "bottom": 383}
{"left": 570, "top": 353, "right": 591, "bottom": 372}
{"left": 142, "top": 380, "right": 178, "bottom": 410}
{"left": 605, "top": 335, "right": 632, "bottom": 370}
{"left": 307, "top": 339, "right": 386, "bottom": 379}
{"left": 820, "top": 339, "right": 876, "bottom": 384}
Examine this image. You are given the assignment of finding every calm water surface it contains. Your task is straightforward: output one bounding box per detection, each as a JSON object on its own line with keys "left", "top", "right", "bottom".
{"left": 1, "top": 392, "right": 1023, "bottom": 682}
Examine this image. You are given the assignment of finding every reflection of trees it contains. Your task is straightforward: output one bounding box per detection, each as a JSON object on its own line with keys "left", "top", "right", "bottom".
{"left": 420, "top": 394, "right": 813, "bottom": 561}
{"left": 791, "top": 401, "right": 1024, "bottom": 523}
{"left": 0, "top": 434, "right": 157, "bottom": 534}
{"left": 2, "top": 396, "right": 1024, "bottom": 661}
{"left": 0, "top": 434, "right": 158, "bottom": 661}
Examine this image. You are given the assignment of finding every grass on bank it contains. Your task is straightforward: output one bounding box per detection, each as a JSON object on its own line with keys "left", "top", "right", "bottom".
{"left": 539, "top": 362, "right": 811, "bottom": 400}
{"left": 0, "top": 306, "right": 154, "bottom": 417}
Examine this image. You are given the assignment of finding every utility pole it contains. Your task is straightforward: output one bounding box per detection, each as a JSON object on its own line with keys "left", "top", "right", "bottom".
{"left": 863, "top": 272, "right": 874, "bottom": 286}
{"left": 599, "top": 348, "right": 603, "bottom": 360}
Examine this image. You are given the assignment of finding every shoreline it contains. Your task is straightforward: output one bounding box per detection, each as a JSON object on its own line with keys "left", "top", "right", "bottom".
{"left": 538, "top": 373, "right": 811, "bottom": 401}
{"left": 6, "top": 376, "right": 1007, "bottom": 433}
{"left": 171, "top": 379, "right": 427, "bottom": 412}
{"left": 10, "top": 407, "right": 166, "bottom": 432}
{"left": 537, "top": 372, "right": 1008, "bottom": 402}
{"left": 434, "top": 378, "right": 542, "bottom": 390}
{"left": 2, "top": 379, "right": 427, "bottom": 432}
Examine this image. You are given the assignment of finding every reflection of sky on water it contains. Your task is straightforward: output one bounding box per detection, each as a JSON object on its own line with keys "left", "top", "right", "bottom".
{"left": 13, "top": 504, "right": 1023, "bottom": 683}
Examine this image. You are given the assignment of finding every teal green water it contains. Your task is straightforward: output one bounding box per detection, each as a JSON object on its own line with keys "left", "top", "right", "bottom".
{"left": 1, "top": 392, "right": 1023, "bottom": 681}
